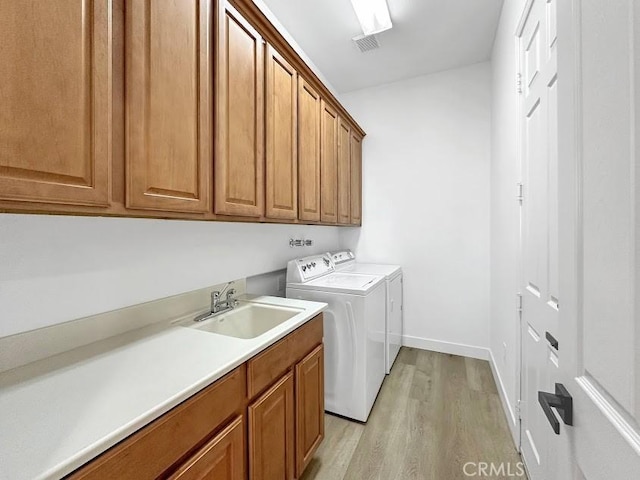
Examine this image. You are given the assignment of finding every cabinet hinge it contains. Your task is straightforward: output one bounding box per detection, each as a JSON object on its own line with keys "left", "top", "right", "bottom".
{"left": 516, "top": 183, "right": 524, "bottom": 203}
{"left": 516, "top": 293, "right": 523, "bottom": 314}
{"left": 515, "top": 399, "right": 522, "bottom": 418}
{"left": 517, "top": 72, "right": 523, "bottom": 94}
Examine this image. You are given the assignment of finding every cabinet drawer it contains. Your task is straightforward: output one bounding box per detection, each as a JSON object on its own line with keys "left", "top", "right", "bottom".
{"left": 247, "top": 314, "right": 323, "bottom": 399}
{"left": 69, "top": 366, "right": 246, "bottom": 480}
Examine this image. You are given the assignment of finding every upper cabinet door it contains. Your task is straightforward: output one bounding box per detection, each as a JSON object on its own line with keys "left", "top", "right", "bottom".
{"left": 337, "top": 119, "right": 351, "bottom": 225}
{"left": 350, "top": 132, "right": 362, "bottom": 225}
{"left": 0, "top": 0, "right": 111, "bottom": 207}
{"left": 320, "top": 101, "right": 338, "bottom": 224}
{"left": 126, "top": 0, "right": 212, "bottom": 213}
{"left": 215, "top": 3, "right": 264, "bottom": 217}
{"left": 297, "top": 78, "right": 321, "bottom": 222}
{"left": 265, "top": 45, "right": 297, "bottom": 220}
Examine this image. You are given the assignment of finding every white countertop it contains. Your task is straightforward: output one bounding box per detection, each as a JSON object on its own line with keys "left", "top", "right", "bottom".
{"left": 0, "top": 296, "right": 326, "bottom": 480}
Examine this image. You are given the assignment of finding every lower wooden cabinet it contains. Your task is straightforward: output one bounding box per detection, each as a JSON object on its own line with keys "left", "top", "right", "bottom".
{"left": 68, "top": 315, "right": 324, "bottom": 480}
{"left": 296, "top": 344, "right": 325, "bottom": 477}
{"left": 249, "top": 372, "right": 295, "bottom": 480}
{"left": 168, "top": 416, "right": 245, "bottom": 480}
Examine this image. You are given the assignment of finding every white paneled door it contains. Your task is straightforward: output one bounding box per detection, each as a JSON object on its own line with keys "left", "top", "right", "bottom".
{"left": 519, "top": 0, "right": 640, "bottom": 478}
{"left": 518, "top": 0, "right": 559, "bottom": 478}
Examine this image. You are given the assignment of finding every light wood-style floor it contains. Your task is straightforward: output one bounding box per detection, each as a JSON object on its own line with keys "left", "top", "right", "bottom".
{"left": 301, "top": 347, "right": 526, "bottom": 480}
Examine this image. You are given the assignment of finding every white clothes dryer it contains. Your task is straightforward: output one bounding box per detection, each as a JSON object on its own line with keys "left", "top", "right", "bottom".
{"left": 286, "top": 254, "right": 386, "bottom": 422}
{"left": 329, "top": 250, "right": 403, "bottom": 374}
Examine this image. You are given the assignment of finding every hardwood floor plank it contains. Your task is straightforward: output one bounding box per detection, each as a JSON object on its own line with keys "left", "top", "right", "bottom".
{"left": 396, "top": 346, "right": 418, "bottom": 366}
{"left": 465, "top": 356, "right": 499, "bottom": 394}
{"left": 342, "top": 359, "right": 414, "bottom": 479}
{"left": 300, "top": 414, "right": 364, "bottom": 480}
{"left": 301, "top": 348, "right": 526, "bottom": 480}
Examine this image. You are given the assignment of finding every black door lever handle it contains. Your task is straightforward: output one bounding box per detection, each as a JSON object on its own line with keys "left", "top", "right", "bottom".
{"left": 538, "top": 383, "right": 573, "bottom": 434}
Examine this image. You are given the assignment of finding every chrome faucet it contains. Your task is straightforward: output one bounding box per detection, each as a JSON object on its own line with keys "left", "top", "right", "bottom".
{"left": 194, "top": 281, "right": 238, "bottom": 322}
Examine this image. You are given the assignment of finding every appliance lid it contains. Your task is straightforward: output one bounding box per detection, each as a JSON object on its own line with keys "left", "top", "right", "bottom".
{"left": 299, "top": 272, "right": 385, "bottom": 295}
{"left": 342, "top": 262, "right": 402, "bottom": 280}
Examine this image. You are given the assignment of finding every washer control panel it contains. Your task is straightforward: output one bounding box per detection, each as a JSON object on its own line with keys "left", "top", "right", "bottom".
{"left": 295, "top": 254, "right": 334, "bottom": 281}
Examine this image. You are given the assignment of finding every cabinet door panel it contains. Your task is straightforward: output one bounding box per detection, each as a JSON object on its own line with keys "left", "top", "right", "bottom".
{"left": 337, "top": 119, "right": 351, "bottom": 224}
{"left": 295, "top": 345, "right": 324, "bottom": 477}
{"left": 126, "top": 0, "right": 212, "bottom": 213}
{"left": 320, "top": 102, "right": 338, "bottom": 224}
{"left": 168, "top": 416, "right": 245, "bottom": 480}
{"left": 0, "top": 0, "right": 110, "bottom": 206}
{"left": 266, "top": 45, "right": 297, "bottom": 220}
{"left": 249, "top": 372, "right": 295, "bottom": 480}
{"left": 350, "top": 132, "right": 362, "bottom": 225}
{"left": 215, "top": 3, "right": 264, "bottom": 217}
{"left": 297, "top": 78, "right": 321, "bottom": 222}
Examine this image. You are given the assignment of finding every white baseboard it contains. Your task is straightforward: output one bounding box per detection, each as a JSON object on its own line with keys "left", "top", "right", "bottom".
{"left": 401, "top": 335, "right": 490, "bottom": 361}
{"left": 488, "top": 349, "right": 520, "bottom": 448}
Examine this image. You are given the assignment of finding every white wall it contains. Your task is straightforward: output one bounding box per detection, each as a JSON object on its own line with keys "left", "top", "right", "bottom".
{"left": 246, "top": 269, "right": 287, "bottom": 297}
{"left": 489, "top": 0, "right": 526, "bottom": 439}
{"left": 0, "top": 215, "right": 339, "bottom": 338}
{"left": 339, "top": 62, "right": 492, "bottom": 357}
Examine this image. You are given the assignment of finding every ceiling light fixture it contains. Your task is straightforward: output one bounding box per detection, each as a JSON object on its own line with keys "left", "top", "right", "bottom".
{"left": 350, "top": 0, "right": 393, "bottom": 36}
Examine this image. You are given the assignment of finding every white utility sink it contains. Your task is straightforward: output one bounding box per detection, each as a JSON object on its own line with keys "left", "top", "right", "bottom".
{"left": 190, "top": 303, "right": 303, "bottom": 339}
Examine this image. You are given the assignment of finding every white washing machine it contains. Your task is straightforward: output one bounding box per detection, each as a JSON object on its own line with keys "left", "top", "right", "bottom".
{"left": 330, "top": 250, "right": 403, "bottom": 374}
{"left": 286, "top": 254, "right": 386, "bottom": 422}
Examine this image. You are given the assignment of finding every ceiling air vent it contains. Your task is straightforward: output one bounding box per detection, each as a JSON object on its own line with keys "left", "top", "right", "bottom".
{"left": 352, "top": 33, "right": 380, "bottom": 53}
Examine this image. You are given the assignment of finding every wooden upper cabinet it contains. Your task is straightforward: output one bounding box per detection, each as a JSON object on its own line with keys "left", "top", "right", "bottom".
{"left": 337, "top": 119, "right": 351, "bottom": 224}
{"left": 265, "top": 45, "right": 297, "bottom": 220}
{"left": 215, "top": 3, "right": 264, "bottom": 217}
{"left": 249, "top": 372, "right": 295, "bottom": 480}
{"left": 350, "top": 131, "right": 363, "bottom": 225}
{"left": 295, "top": 345, "right": 325, "bottom": 477}
{"left": 320, "top": 101, "right": 338, "bottom": 224}
{"left": 126, "top": 0, "right": 212, "bottom": 213}
{"left": 0, "top": 0, "right": 111, "bottom": 207}
{"left": 168, "top": 416, "right": 245, "bottom": 480}
{"left": 297, "top": 78, "right": 321, "bottom": 222}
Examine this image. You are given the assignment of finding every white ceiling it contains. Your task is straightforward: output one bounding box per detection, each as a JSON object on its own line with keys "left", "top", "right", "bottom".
{"left": 262, "top": 0, "right": 505, "bottom": 93}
